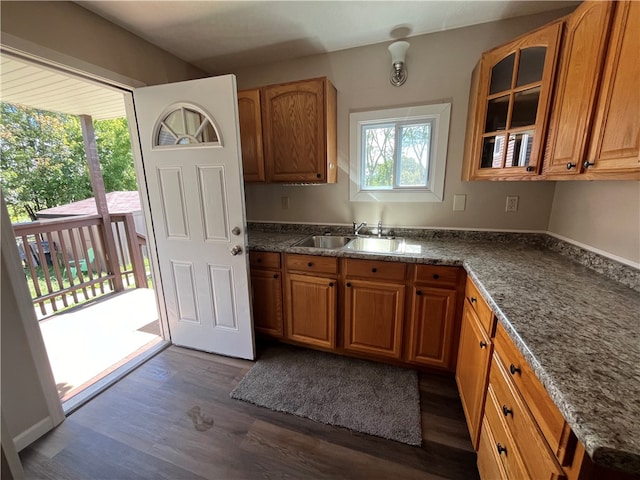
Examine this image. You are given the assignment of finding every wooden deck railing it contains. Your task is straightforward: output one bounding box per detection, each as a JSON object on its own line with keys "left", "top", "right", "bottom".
{"left": 13, "top": 213, "right": 149, "bottom": 317}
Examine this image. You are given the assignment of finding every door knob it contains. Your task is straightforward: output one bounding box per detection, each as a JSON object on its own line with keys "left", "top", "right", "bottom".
{"left": 232, "top": 226, "right": 241, "bottom": 236}
{"left": 230, "top": 245, "right": 243, "bottom": 256}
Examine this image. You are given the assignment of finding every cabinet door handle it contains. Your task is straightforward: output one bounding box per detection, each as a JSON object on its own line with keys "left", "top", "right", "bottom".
{"left": 496, "top": 443, "right": 507, "bottom": 456}
{"left": 346, "top": 282, "right": 352, "bottom": 288}
{"left": 329, "top": 282, "right": 334, "bottom": 287}
{"left": 371, "top": 267, "right": 377, "bottom": 273}
{"left": 256, "top": 258, "right": 262, "bottom": 263}
{"left": 307, "top": 262, "right": 313, "bottom": 267}
{"left": 470, "top": 297, "right": 477, "bottom": 303}
{"left": 432, "top": 274, "right": 440, "bottom": 280}
{"left": 416, "top": 290, "right": 423, "bottom": 296}
{"left": 526, "top": 166, "right": 535, "bottom": 172}
{"left": 273, "top": 274, "right": 279, "bottom": 279}
{"left": 502, "top": 405, "right": 513, "bottom": 417}
{"left": 509, "top": 364, "right": 521, "bottom": 375}
{"left": 479, "top": 341, "right": 487, "bottom": 349}
{"left": 316, "top": 173, "right": 322, "bottom": 179}
{"left": 566, "top": 162, "right": 577, "bottom": 170}
{"left": 583, "top": 160, "right": 595, "bottom": 169}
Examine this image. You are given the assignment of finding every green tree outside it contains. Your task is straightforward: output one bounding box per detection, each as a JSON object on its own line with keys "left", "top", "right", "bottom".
{"left": 0, "top": 103, "right": 137, "bottom": 222}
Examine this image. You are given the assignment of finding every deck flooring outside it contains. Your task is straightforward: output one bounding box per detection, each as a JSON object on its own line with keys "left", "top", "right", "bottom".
{"left": 38, "top": 288, "right": 162, "bottom": 402}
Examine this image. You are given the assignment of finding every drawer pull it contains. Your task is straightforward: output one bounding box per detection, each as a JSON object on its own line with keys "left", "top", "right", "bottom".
{"left": 371, "top": 267, "right": 377, "bottom": 273}
{"left": 583, "top": 160, "right": 595, "bottom": 169}
{"left": 470, "top": 297, "right": 477, "bottom": 303}
{"left": 307, "top": 262, "right": 313, "bottom": 267}
{"left": 256, "top": 258, "right": 262, "bottom": 263}
{"left": 416, "top": 290, "right": 423, "bottom": 296}
{"left": 509, "top": 364, "right": 521, "bottom": 375}
{"left": 502, "top": 405, "right": 513, "bottom": 417}
{"left": 432, "top": 274, "right": 440, "bottom": 279}
{"left": 329, "top": 282, "right": 334, "bottom": 287}
{"left": 273, "top": 274, "right": 279, "bottom": 279}
{"left": 346, "top": 282, "right": 352, "bottom": 288}
{"left": 479, "top": 341, "right": 487, "bottom": 349}
{"left": 496, "top": 443, "right": 508, "bottom": 456}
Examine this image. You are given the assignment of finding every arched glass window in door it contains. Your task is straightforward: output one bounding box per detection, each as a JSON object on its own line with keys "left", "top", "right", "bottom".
{"left": 154, "top": 104, "right": 221, "bottom": 147}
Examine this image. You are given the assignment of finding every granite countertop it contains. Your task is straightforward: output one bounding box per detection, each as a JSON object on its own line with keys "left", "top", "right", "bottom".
{"left": 248, "top": 229, "right": 640, "bottom": 474}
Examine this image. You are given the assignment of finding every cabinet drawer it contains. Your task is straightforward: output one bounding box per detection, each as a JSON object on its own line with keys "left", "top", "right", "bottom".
{"left": 286, "top": 254, "right": 338, "bottom": 274}
{"left": 477, "top": 417, "right": 508, "bottom": 480}
{"left": 494, "top": 323, "right": 566, "bottom": 455}
{"left": 249, "top": 251, "right": 281, "bottom": 269}
{"left": 414, "top": 264, "right": 461, "bottom": 287}
{"left": 484, "top": 386, "right": 529, "bottom": 480}
{"left": 465, "top": 277, "right": 494, "bottom": 335}
{"left": 489, "top": 354, "right": 564, "bottom": 479}
{"left": 343, "top": 258, "right": 406, "bottom": 282}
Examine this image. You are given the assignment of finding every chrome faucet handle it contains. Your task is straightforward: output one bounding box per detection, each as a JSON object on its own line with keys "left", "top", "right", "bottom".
{"left": 353, "top": 221, "right": 367, "bottom": 235}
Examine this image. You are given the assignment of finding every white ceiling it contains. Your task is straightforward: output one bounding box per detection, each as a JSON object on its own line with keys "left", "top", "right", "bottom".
{"left": 0, "top": 1, "right": 577, "bottom": 119}
{"left": 0, "top": 55, "right": 127, "bottom": 119}
{"left": 76, "top": 1, "right": 578, "bottom": 74}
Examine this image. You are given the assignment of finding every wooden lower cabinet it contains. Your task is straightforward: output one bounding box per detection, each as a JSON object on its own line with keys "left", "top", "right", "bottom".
{"left": 406, "top": 286, "right": 459, "bottom": 370}
{"left": 250, "top": 269, "right": 284, "bottom": 337}
{"left": 343, "top": 278, "right": 405, "bottom": 359}
{"left": 249, "top": 252, "right": 284, "bottom": 338}
{"left": 456, "top": 299, "right": 493, "bottom": 450}
{"left": 285, "top": 272, "right": 337, "bottom": 349}
{"left": 477, "top": 417, "right": 508, "bottom": 480}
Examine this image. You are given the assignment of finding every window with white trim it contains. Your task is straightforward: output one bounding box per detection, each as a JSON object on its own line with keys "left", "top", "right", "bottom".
{"left": 349, "top": 103, "right": 451, "bottom": 202}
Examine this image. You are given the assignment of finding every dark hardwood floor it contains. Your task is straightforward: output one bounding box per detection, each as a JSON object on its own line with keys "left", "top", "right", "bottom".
{"left": 20, "top": 346, "right": 479, "bottom": 479}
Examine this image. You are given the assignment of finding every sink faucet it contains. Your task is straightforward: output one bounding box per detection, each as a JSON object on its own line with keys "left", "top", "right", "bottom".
{"left": 377, "top": 220, "right": 383, "bottom": 237}
{"left": 353, "top": 221, "right": 367, "bottom": 235}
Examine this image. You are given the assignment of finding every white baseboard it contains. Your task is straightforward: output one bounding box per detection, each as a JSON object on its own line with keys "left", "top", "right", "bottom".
{"left": 13, "top": 416, "right": 54, "bottom": 452}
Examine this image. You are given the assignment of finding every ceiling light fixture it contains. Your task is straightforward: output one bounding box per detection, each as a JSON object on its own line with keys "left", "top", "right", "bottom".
{"left": 388, "top": 40, "right": 409, "bottom": 87}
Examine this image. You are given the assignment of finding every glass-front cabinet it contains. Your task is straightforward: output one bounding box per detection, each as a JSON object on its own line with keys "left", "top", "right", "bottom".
{"left": 463, "top": 22, "right": 562, "bottom": 180}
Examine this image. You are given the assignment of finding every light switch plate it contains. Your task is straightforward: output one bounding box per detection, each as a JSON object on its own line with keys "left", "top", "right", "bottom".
{"left": 453, "top": 194, "right": 466, "bottom": 211}
{"left": 281, "top": 196, "right": 289, "bottom": 210}
{"left": 505, "top": 195, "right": 519, "bottom": 212}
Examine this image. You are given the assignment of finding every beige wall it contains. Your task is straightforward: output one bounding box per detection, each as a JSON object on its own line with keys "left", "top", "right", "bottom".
{"left": 548, "top": 182, "right": 640, "bottom": 264}
{"left": 1, "top": 1, "right": 205, "bottom": 86}
{"left": 234, "top": 10, "right": 573, "bottom": 231}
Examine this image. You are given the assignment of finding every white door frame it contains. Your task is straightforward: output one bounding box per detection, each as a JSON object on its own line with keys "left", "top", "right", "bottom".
{"left": 0, "top": 46, "right": 173, "bottom": 446}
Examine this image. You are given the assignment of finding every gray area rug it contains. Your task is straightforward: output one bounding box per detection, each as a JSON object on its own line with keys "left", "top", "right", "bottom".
{"left": 230, "top": 345, "right": 422, "bottom": 446}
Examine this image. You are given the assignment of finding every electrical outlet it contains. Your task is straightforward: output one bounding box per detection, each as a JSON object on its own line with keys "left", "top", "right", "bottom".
{"left": 281, "top": 196, "right": 289, "bottom": 210}
{"left": 505, "top": 195, "right": 519, "bottom": 212}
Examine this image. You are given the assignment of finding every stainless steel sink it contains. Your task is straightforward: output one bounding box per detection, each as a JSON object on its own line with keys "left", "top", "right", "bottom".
{"left": 344, "top": 237, "right": 406, "bottom": 254}
{"left": 293, "top": 235, "right": 353, "bottom": 249}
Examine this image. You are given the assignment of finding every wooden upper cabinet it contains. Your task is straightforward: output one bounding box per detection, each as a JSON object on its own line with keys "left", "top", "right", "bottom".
{"left": 261, "top": 77, "right": 337, "bottom": 183}
{"left": 543, "top": 1, "right": 615, "bottom": 178}
{"left": 237, "top": 89, "right": 265, "bottom": 182}
{"left": 462, "top": 22, "right": 562, "bottom": 180}
{"left": 584, "top": 1, "right": 640, "bottom": 179}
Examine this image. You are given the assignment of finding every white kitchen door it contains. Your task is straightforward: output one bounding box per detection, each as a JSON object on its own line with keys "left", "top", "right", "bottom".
{"left": 133, "top": 75, "right": 254, "bottom": 359}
